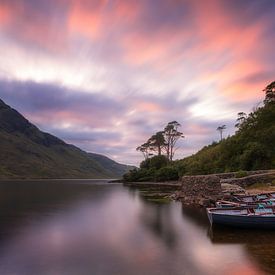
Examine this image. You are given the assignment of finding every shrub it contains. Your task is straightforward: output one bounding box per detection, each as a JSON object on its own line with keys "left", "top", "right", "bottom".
{"left": 123, "top": 168, "right": 156, "bottom": 182}
{"left": 140, "top": 155, "right": 169, "bottom": 170}
{"left": 235, "top": 170, "right": 248, "bottom": 178}
{"left": 155, "top": 166, "right": 179, "bottom": 182}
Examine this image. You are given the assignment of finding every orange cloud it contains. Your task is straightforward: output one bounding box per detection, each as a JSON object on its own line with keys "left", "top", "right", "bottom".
{"left": 0, "top": 4, "right": 12, "bottom": 25}
{"left": 187, "top": 124, "right": 213, "bottom": 136}
{"left": 137, "top": 101, "right": 162, "bottom": 112}
{"left": 68, "top": 1, "right": 105, "bottom": 40}
{"left": 68, "top": 0, "right": 141, "bottom": 40}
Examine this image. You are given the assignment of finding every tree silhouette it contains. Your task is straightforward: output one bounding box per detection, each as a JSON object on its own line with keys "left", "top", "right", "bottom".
{"left": 216, "top": 125, "right": 226, "bottom": 141}
{"left": 163, "top": 121, "right": 184, "bottom": 161}
{"left": 263, "top": 81, "right": 275, "bottom": 104}
{"left": 148, "top": 131, "right": 166, "bottom": 156}
{"left": 235, "top": 112, "right": 247, "bottom": 130}
{"left": 136, "top": 142, "right": 151, "bottom": 159}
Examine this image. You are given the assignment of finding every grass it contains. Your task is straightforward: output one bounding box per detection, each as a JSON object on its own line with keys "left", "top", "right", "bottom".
{"left": 246, "top": 181, "right": 275, "bottom": 195}
{"left": 247, "top": 180, "right": 275, "bottom": 189}
{"left": 137, "top": 186, "right": 173, "bottom": 204}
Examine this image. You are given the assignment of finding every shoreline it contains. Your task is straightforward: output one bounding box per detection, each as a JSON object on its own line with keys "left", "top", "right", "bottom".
{"left": 123, "top": 170, "right": 275, "bottom": 207}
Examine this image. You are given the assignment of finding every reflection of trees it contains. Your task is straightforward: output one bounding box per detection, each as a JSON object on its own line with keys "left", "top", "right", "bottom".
{"left": 209, "top": 226, "right": 275, "bottom": 274}
{"left": 139, "top": 201, "right": 178, "bottom": 250}
{"left": 181, "top": 206, "right": 209, "bottom": 229}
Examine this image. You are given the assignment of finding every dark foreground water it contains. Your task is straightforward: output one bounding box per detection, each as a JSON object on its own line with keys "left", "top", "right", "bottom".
{"left": 0, "top": 180, "right": 274, "bottom": 275}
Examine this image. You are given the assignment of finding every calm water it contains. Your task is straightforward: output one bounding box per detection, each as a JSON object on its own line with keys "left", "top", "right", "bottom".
{"left": 0, "top": 180, "right": 274, "bottom": 275}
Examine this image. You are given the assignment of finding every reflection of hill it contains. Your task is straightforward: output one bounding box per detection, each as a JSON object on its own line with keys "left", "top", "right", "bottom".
{"left": 209, "top": 226, "right": 275, "bottom": 274}
{"left": 0, "top": 180, "right": 112, "bottom": 243}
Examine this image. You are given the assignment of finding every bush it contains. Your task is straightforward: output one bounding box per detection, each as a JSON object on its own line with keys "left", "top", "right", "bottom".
{"left": 235, "top": 170, "right": 248, "bottom": 178}
{"left": 155, "top": 167, "right": 179, "bottom": 182}
{"left": 123, "top": 168, "right": 156, "bottom": 182}
{"left": 140, "top": 155, "right": 169, "bottom": 170}
{"left": 240, "top": 142, "right": 270, "bottom": 170}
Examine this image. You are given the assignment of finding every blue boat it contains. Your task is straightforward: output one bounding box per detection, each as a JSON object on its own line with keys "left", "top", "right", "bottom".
{"left": 207, "top": 206, "right": 275, "bottom": 229}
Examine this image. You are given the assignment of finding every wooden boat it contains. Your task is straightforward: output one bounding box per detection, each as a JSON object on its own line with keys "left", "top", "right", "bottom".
{"left": 207, "top": 206, "right": 275, "bottom": 229}
{"left": 216, "top": 199, "right": 275, "bottom": 208}
{"left": 216, "top": 192, "right": 275, "bottom": 208}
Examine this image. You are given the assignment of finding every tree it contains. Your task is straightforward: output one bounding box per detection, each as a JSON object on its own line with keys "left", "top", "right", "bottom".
{"left": 136, "top": 142, "right": 151, "bottom": 159}
{"left": 147, "top": 131, "right": 166, "bottom": 156}
{"left": 216, "top": 125, "right": 226, "bottom": 141}
{"left": 235, "top": 112, "right": 247, "bottom": 130}
{"left": 263, "top": 81, "right": 275, "bottom": 104}
{"left": 163, "top": 121, "right": 184, "bottom": 161}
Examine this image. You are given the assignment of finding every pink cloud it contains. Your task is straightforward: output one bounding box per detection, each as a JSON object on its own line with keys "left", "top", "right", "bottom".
{"left": 68, "top": 0, "right": 106, "bottom": 40}
{"left": 0, "top": 3, "right": 12, "bottom": 25}
{"left": 68, "top": 0, "right": 141, "bottom": 40}
{"left": 136, "top": 101, "right": 163, "bottom": 113}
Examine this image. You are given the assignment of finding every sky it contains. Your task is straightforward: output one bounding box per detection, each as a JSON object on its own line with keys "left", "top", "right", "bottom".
{"left": 0, "top": 0, "right": 274, "bottom": 165}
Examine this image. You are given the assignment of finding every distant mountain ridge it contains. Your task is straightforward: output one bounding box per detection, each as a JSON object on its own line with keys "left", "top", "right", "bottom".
{"left": 0, "top": 98, "right": 133, "bottom": 179}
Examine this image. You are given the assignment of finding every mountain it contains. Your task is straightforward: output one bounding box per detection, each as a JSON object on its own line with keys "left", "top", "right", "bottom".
{"left": 88, "top": 153, "right": 133, "bottom": 178}
{"left": 0, "top": 99, "right": 133, "bottom": 179}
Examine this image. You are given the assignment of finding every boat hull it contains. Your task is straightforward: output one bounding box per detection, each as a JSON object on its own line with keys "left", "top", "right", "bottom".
{"left": 208, "top": 211, "right": 275, "bottom": 229}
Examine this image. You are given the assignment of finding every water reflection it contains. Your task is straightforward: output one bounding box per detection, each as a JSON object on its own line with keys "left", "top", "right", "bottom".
{"left": 140, "top": 202, "right": 177, "bottom": 249}
{"left": 209, "top": 226, "right": 275, "bottom": 274}
{"left": 0, "top": 180, "right": 270, "bottom": 274}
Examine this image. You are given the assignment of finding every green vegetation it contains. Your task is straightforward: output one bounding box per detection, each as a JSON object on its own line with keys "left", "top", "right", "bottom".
{"left": 0, "top": 99, "right": 133, "bottom": 179}
{"left": 123, "top": 155, "right": 179, "bottom": 182}
{"left": 180, "top": 82, "right": 275, "bottom": 175}
{"left": 246, "top": 181, "right": 275, "bottom": 190}
{"left": 235, "top": 171, "right": 248, "bottom": 178}
{"left": 124, "top": 81, "right": 275, "bottom": 182}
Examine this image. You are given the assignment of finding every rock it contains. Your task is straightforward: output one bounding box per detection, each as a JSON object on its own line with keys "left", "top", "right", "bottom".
{"left": 179, "top": 175, "right": 222, "bottom": 207}
{"left": 220, "top": 172, "right": 275, "bottom": 188}
{"left": 173, "top": 170, "right": 275, "bottom": 207}
{"left": 221, "top": 183, "right": 246, "bottom": 194}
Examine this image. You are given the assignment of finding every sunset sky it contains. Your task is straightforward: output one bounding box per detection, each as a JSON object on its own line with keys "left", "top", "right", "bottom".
{"left": 0, "top": 0, "right": 274, "bottom": 165}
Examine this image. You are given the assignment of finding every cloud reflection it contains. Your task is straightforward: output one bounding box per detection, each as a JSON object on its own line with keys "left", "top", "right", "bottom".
{"left": 0, "top": 185, "right": 264, "bottom": 275}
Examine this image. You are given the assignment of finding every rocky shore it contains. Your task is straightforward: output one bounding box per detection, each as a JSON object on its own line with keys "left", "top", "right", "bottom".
{"left": 175, "top": 170, "right": 275, "bottom": 207}
{"left": 123, "top": 170, "right": 275, "bottom": 207}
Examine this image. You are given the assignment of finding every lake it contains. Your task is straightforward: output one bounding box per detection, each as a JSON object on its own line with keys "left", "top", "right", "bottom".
{"left": 0, "top": 180, "right": 274, "bottom": 275}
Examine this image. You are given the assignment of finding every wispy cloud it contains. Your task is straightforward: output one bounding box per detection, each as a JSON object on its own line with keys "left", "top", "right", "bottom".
{"left": 0, "top": 0, "right": 274, "bottom": 164}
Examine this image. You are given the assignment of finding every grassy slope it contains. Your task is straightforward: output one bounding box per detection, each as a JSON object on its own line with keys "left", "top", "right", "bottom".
{"left": 88, "top": 153, "right": 134, "bottom": 177}
{"left": 178, "top": 101, "right": 275, "bottom": 175}
{"left": 0, "top": 99, "right": 131, "bottom": 179}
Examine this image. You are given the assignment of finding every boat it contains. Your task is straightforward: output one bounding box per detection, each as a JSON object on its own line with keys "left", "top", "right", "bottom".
{"left": 207, "top": 206, "right": 275, "bottom": 229}
{"left": 215, "top": 192, "right": 275, "bottom": 208}
{"left": 216, "top": 199, "right": 275, "bottom": 208}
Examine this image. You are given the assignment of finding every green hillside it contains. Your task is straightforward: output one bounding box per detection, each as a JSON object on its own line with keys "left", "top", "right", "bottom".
{"left": 123, "top": 81, "right": 275, "bottom": 182}
{"left": 179, "top": 82, "right": 275, "bottom": 175}
{"left": 0, "top": 99, "right": 132, "bottom": 179}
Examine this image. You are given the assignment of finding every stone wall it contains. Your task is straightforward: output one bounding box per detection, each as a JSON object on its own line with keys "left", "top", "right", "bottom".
{"left": 177, "top": 170, "right": 275, "bottom": 206}
{"left": 178, "top": 175, "right": 222, "bottom": 206}
{"left": 190, "top": 170, "right": 273, "bottom": 180}
{"left": 221, "top": 172, "right": 275, "bottom": 187}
